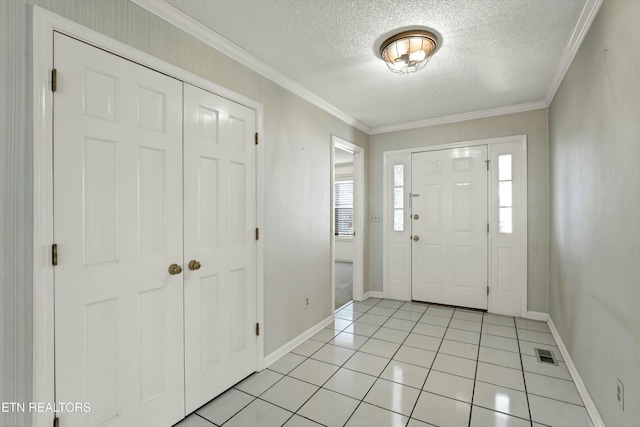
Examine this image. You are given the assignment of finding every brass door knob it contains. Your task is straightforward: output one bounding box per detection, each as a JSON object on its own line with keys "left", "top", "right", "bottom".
{"left": 413, "top": 214, "right": 419, "bottom": 220}
{"left": 168, "top": 263, "right": 183, "bottom": 275}
{"left": 188, "top": 260, "right": 201, "bottom": 271}
{"left": 413, "top": 236, "right": 420, "bottom": 241}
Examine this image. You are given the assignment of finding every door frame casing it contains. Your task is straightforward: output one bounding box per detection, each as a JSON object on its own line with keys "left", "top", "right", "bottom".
{"left": 330, "top": 135, "right": 365, "bottom": 311}
{"left": 382, "top": 135, "right": 528, "bottom": 316}
{"left": 32, "top": 7, "right": 265, "bottom": 427}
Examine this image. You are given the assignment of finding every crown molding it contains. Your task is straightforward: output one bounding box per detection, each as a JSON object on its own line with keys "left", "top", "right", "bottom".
{"left": 129, "top": 0, "right": 371, "bottom": 134}
{"left": 369, "top": 101, "right": 548, "bottom": 135}
{"left": 132, "top": 0, "right": 600, "bottom": 137}
{"left": 545, "top": 0, "right": 604, "bottom": 105}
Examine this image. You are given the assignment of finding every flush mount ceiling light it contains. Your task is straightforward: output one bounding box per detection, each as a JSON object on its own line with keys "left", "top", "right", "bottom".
{"left": 380, "top": 30, "right": 439, "bottom": 74}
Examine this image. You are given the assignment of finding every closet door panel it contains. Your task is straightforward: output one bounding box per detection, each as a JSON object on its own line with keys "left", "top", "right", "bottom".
{"left": 53, "top": 33, "right": 185, "bottom": 427}
{"left": 183, "top": 84, "right": 258, "bottom": 412}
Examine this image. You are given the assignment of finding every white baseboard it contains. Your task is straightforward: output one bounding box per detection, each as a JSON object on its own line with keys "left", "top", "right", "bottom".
{"left": 262, "top": 315, "right": 334, "bottom": 369}
{"left": 547, "top": 317, "right": 606, "bottom": 427}
{"left": 366, "top": 291, "right": 384, "bottom": 299}
{"left": 526, "top": 311, "right": 550, "bottom": 321}
{"left": 354, "top": 290, "right": 383, "bottom": 302}
{"left": 336, "top": 301, "right": 352, "bottom": 311}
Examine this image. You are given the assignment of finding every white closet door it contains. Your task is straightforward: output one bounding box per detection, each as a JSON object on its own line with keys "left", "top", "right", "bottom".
{"left": 183, "top": 83, "right": 258, "bottom": 412}
{"left": 53, "top": 33, "right": 185, "bottom": 427}
{"left": 411, "top": 147, "right": 489, "bottom": 310}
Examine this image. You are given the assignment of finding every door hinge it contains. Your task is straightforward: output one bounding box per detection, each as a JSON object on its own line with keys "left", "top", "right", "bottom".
{"left": 486, "top": 223, "right": 490, "bottom": 233}
{"left": 485, "top": 160, "right": 490, "bottom": 170}
{"left": 51, "top": 69, "right": 57, "bottom": 92}
{"left": 255, "top": 228, "right": 259, "bottom": 240}
{"left": 52, "top": 244, "right": 58, "bottom": 266}
{"left": 53, "top": 416, "right": 60, "bottom": 427}
{"left": 487, "top": 286, "right": 490, "bottom": 296}
{"left": 256, "top": 323, "right": 260, "bottom": 336}
{"left": 255, "top": 132, "right": 259, "bottom": 145}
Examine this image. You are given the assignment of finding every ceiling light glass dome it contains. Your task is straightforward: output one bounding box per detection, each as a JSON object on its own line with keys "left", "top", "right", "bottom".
{"left": 380, "top": 30, "right": 439, "bottom": 74}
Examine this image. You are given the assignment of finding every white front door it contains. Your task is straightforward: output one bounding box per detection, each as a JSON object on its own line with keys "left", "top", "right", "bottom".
{"left": 53, "top": 33, "right": 185, "bottom": 426}
{"left": 183, "top": 84, "right": 258, "bottom": 412}
{"left": 411, "top": 147, "right": 489, "bottom": 310}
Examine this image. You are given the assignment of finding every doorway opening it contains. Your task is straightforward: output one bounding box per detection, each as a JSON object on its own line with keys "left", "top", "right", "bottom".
{"left": 334, "top": 145, "right": 354, "bottom": 309}
{"left": 331, "top": 136, "right": 365, "bottom": 312}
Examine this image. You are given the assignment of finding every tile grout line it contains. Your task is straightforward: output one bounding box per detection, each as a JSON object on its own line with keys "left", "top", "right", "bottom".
{"left": 470, "top": 404, "right": 536, "bottom": 424}
{"left": 193, "top": 412, "right": 217, "bottom": 426}
{"left": 230, "top": 299, "right": 381, "bottom": 426}
{"left": 225, "top": 300, "right": 367, "bottom": 427}
{"left": 201, "top": 301, "right": 555, "bottom": 427}
{"left": 339, "top": 300, "right": 428, "bottom": 426}
{"left": 477, "top": 315, "right": 555, "bottom": 425}
{"left": 215, "top": 388, "right": 259, "bottom": 427}
{"left": 275, "top": 301, "right": 387, "bottom": 387}
{"left": 233, "top": 348, "right": 317, "bottom": 426}
{"left": 518, "top": 392, "right": 587, "bottom": 408}
{"left": 472, "top": 377, "right": 537, "bottom": 395}
{"left": 268, "top": 324, "right": 479, "bottom": 424}
{"left": 277, "top": 298, "right": 390, "bottom": 426}
{"left": 405, "top": 305, "right": 458, "bottom": 426}
{"left": 268, "top": 326, "right": 535, "bottom": 425}
{"left": 278, "top": 300, "right": 378, "bottom": 426}
{"left": 254, "top": 395, "right": 330, "bottom": 427}
{"left": 466, "top": 310, "right": 485, "bottom": 427}
{"left": 514, "top": 322, "right": 535, "bottom": 426}
{"left": 474, "top": 315, "right": 557, "bottom": 424}
{"left": 190, "top": 303, "right": 504, "bottom": 426}
{"left": 514, "top": 368, "right": 575, "bottom": 383}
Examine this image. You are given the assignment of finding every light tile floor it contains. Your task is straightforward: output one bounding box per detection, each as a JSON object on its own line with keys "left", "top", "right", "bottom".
{"left": 175, "top": 298, "right": 593, "bottom": 427}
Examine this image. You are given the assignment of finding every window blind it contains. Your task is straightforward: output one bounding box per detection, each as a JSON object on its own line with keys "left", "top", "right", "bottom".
{"left": 334, "top": 180, "right": 354, "bottom": 237}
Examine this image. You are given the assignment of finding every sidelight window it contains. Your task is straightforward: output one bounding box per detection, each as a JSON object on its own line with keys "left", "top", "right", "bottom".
{"left": 498, "top": 154, "right": 513, "bottom": 233}
{"left": 393, "top": 164, "right": 404, "bottom": 231}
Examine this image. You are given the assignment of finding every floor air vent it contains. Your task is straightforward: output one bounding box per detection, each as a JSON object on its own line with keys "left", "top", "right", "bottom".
{"left": 534, "top": 348, "right": 558, "bottom": 365}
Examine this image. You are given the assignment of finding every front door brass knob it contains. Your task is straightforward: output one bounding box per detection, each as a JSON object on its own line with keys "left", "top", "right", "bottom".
{"left": 413, "top": 214, "right": 419, "bottom": 220}
{"left": 168, "top": 263, "right": 183, "bottom": 275}
{"left": 413, "top": 236, "right": 420, "bottom": 241}
{"left": 188, "top": 260, "right": 201, "bottom": 271}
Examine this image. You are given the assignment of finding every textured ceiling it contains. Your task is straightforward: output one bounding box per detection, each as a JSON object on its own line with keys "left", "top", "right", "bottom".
{"left": 165, "top": 0, "right": 588, "bottom": 130}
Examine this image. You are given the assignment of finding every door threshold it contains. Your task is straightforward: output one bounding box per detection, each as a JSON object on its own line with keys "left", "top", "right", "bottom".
{"left": 411, "top": 300, "right": 488, "bottom": 313}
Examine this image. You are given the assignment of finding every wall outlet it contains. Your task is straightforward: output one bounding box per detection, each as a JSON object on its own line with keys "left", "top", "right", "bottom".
{"left": 370, "top": 215, "right": 382, "bottom": 222}
{"left": 304, "top": 296, "right": 310, "bottom": 309}
{"left": 617, "top": 379, "right": 624, "bottom": 410}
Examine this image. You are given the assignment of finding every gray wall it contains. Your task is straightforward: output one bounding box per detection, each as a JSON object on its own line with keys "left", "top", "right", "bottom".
{"left": 549, "top": 0, "right": 639, "bottom": 425}
{"left": 1, "top": 2, "right": 367, "bottom": 425}
{"left": 368, "top": 109, "right": 550, "bottom": 312}
{"left": 1, "top": 2, "right": 33, "bottom": 427}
